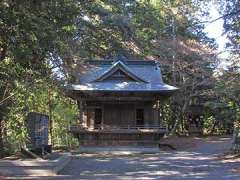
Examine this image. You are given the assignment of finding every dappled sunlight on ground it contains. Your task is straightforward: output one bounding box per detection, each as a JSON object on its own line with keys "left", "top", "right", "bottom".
{"left": 55, "top": 136, "right": 240, "bottom": 179}
{"left": 5, "top": 136, "right": 240, "bottom": 179}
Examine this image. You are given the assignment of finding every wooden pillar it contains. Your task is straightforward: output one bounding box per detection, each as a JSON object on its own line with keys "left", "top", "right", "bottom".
{"left": 157, "top": 100, "right": 161, "bottom": 126}
{"left": 89, "top": 108, "right": 95, "bottom": 129}
{"left": 153, "top": 100, "right": 161, "bottom": 126}
{"left": 101, "top": 105, "right": 104, "bottom": 129}
{"left": 82, "top": 109, "right": 87, "bottom": 127}
{"left": 77, "top": 100, "right": 84, "bottom": 126}
{"left": 153, "top": 108, "right": 158, "bottom": 126}
{"left": 152, "top": 101, "right": 159, "bottom": 126}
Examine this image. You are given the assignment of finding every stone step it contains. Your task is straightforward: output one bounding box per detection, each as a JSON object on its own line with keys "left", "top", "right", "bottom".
{"left": 0, "top": 153, "right": 71, "bottom": 176}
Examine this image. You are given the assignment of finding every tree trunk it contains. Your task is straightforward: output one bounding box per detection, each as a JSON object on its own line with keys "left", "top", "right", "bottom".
{"left": 0, "top": 46, "right": 7, "bottom": 61}
{"left": 48, "top": 89, "right": 53, "bottom": 147}
{"left": 170, "top": 117, "right": 180, "bottom": 136}
{"left": 181, "top": 114, "right": 186, "bottom": 134}
{"left": 170, "top": 97, "right": 188, "bottom": 136}
{"left": 233, "top": 128, "right": 239, "bottom": 143}
{"left": 210, "top": 120, "right": 218, "bottom": 135}
{"left": 0, "top": 118, "right": 4, "bottom": 157}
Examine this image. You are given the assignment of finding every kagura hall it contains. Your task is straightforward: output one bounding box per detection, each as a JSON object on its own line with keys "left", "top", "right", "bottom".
{"left": 67, "top": 58, "right": 178, "bottom": 146}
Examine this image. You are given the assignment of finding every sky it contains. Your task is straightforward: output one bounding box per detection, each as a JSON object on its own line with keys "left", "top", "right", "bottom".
{"left": 202, "top": 2, "right": 232, "bottom": 70}
{"left": 203, "top": 4, "right": 229, "bottom": 59}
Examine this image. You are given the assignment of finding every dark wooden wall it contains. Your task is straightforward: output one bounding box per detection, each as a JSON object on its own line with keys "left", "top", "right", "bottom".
{"left": 82, "top": 101, "right": 160, "bottom": 128}
{"left": 104, "top": 104, "right": 135, "bottom": 127}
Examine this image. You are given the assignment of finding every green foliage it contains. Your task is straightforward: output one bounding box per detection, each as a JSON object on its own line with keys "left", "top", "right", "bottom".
{"left": 66, "top": 0, "right": 215, "bottom": 61}
{"left": 219, "top": 0, "right": 240, "bottom": 53}
{"left": 203, "top": 116, "right": 215, "bottom": 134}
{"left": 3, "top": 78, "right": 78, "bottom": 153}
{"left": 0, "top": 0, "right": 79, "bottom": 64}
{"left": 213, "top": 0, "right": 240, "bottom": 136}
{"left": 203, "top": 52, "right": 240, "bottom": 134}
{"left": 0, "top": 0, "right": 80, "bottom": 156}
{"left": 0, "top": 0, "right": 239, "bottom": 157}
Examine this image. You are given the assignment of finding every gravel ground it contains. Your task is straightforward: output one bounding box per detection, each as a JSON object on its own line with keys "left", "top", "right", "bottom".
{"left": 6, "top": 136, "right": 240, "bottom": 180}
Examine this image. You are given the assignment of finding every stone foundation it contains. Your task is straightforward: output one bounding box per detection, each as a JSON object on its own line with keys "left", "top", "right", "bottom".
{"left": 75, "top": 131, "right": 165, "bottom": 147}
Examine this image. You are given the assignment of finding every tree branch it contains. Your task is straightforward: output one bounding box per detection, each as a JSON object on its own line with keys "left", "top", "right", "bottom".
{"left": 200, "top": 9, "right": 240, "bottom": 24}
{"left": 0, "top": 93, "right": 15, "bottom": 106}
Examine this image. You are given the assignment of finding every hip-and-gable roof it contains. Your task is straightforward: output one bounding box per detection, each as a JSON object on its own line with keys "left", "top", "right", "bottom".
{"left": 67, "top": 59, "right": 178, "bottom": 93}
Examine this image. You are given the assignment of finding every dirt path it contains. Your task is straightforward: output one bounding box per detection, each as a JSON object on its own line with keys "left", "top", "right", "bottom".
{"left": 55, "top": 136, "right": 239, "bottom": 179}
{"left": 7, "top": 136, "right": 240, "bottom": 179}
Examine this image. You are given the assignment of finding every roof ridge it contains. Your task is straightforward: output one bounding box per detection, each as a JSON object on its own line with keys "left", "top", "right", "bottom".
{"left": 92, "top": 60, "right": 148, "bottom": 83}
{"left": 86, "top": 60, "right": 157, "bottom": 66}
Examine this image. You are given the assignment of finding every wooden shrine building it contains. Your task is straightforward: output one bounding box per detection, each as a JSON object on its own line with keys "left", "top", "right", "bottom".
{"left": 67, "top": 58, "right": 178, "bottom": 146}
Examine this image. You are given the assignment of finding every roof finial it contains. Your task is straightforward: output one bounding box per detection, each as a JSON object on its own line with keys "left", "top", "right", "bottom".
{"left": 116, "top": 54, "right": 127, "bottom": 62}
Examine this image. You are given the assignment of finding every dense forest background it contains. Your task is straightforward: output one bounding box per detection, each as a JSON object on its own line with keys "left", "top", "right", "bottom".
{"left": 0, "top": 0, "right": 239, "bottom": 157}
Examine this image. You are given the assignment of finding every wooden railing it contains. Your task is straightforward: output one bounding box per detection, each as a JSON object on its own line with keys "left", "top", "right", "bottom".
{"left": 69, "top": 124, "right": 167, "bottom": 132}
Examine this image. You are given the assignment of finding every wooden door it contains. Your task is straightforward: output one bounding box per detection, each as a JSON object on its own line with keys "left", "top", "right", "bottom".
{"left": 103, "top": 104, "right": 135, "bottom": 127}
{"left": 136, "top": 109, "right": 144, "bottom": 126}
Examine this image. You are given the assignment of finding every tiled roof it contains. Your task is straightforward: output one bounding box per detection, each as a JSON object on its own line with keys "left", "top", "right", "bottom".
{"left": 67, "top": 60, "right": 178, "bottom": 93}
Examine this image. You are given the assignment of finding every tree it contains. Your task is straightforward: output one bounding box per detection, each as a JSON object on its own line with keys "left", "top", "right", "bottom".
{"left": 220, "top": 0, "right": 240, "bottom": 53}
{"left": 0, "top": 0, "right": 226, "bottom": 156}
{"left": 202, "top": 0, "right": 240, "bottom": 135}
{"left": 68, "top": 0, "right": 218, "bottom": 135}
{"left": 0, "top": 0, "right": 79, "bottom": 156}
